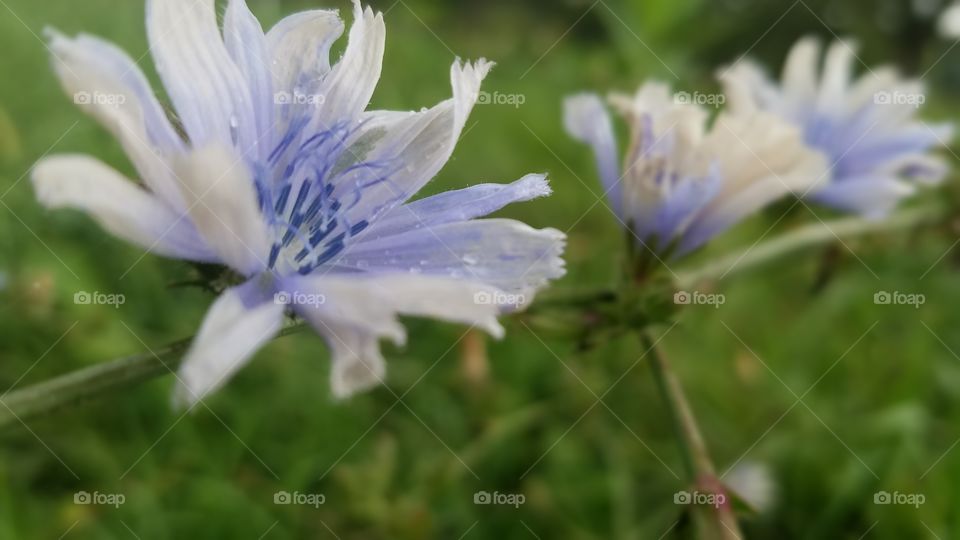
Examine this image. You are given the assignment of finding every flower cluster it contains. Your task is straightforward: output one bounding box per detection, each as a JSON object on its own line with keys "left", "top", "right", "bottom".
{"left": 566, "top": 37, "right": 952, "bottom": 258}
{"left": 26, "top": 0, "right": 953, "bottom": 412}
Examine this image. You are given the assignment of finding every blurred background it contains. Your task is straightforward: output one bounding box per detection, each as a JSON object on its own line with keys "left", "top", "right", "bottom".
{"left": 2, "top": 0, "right": 960, "bottom": 537}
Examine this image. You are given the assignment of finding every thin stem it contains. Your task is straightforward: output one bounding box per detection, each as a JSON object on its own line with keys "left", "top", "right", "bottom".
{"left": 642, "top": 333, "right": 743, "bottom": 540}
{"left": 0, "top": 324, "right": 305, "bottom": 430}
{"left": 675, "top": 204, "right": 942, "bottom": 289}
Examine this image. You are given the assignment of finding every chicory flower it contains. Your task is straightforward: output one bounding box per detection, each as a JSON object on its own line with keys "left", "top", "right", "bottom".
{"left": 32, "top": 0, "right": 565, "bottom": 405}
{"left": 720, "top": 38, "right": 953, "bottom": 216}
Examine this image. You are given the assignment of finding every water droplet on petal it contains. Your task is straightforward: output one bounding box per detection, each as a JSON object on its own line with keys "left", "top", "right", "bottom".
{"left": 462, "top": 254, "right": 478, "bottom": 265}
{"left": 229, "top": 115, "right": 240, "bottom": 145}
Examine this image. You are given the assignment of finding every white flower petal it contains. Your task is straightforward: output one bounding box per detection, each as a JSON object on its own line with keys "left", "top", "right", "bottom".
{"left": 318, "top": 320, "right": 388, "bottom": 399}
{"left": 32, "top": 155, "right": 216, "bottom": 261}
{"left": 680, "top": 110, "right": 828, "bottom": 253}
{"left": 173, "top": 278, "right": 285, "bottom": 408}
{"left": 817, "top": 40, "right": 857, "bottom": 110}
{"left": 47, "top": 31, "right": 186, "bottom": 210}
{"left": 333, "top": 59, "right": 494, "bottom": 226}
{"left": 224, "top": 0, "right": 273, "bottom": 156}
{"left": 811, "top": 175, "right": 915, "bottom": 217}
{"left": 368, "top": 174, "right": 552, "bottom": 237}
{"left": 312, "top": 1, "right": 383, "bottom": 123}
{"left": 717, "top": 61, "right": 769, "bottom": 114}
{"left": 342, "top": 219, "right": 567, "bottom": 296}
{"left": 781, "top": 36, "right": 821, "bottom": 104}
{"left": 147, "top": 0, "right": 254, "bottom": 147}
{"left": 265, "top": 8, "right": 344, "bottom": 95}
{"left": 174, "top": 145, "right": 271, "bottom": 274}
{"left": 282, "top": 272, "right": 508, "bottom": 397}
{"left": 563, "top": 94, "right": 622, "bottom": 215}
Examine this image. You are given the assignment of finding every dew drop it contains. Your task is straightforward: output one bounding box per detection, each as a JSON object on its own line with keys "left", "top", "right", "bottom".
{"left": 229, "top": 115, "right": 240, "bottom": 145}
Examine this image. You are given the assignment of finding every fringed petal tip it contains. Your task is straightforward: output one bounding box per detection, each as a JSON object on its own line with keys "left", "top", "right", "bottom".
{"left": 514, "top": 173, "right": 552, "bottom": 200}
{"left": 351, "top": 0, "right": 381, "bottom": 20}
{"left": 452, "top": 57, "right": 495, "bottom": 88}
{"left": 514, "top": 223, "right": 568, "bottom": 290}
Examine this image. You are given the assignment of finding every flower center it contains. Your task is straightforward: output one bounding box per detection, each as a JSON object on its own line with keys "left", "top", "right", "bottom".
{"left": 258, "top": 117, "right": 398, "bottom": 275}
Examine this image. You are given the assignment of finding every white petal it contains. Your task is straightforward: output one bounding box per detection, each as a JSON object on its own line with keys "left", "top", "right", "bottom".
{"left": 282, "top": 272, "right": 509, "bottom": 397}
{"left": 224, "top": 0, "right": 273, "bottom": 156}
{"left": 173, "top": 279, "right": 285, "bottom": 408}
{"left": 47, "top": 31, "right": 186, "bottom": 210}
{"left": 369, "top": 174, "right": 552, "bottom": 236}
{"left": 707, "top": 110, "right": 827, "bottom": 196}
{"left": 342, "top": 219, "right": 567, "bottom": 296}
{"left": 147, "top": 0, "right": 254, "bottom": 147}
{"left": 681, "top": 111, "right": 828, "bottom": 253}
{"left": 317, "top": 320, "right": 388, "bottom": 399}
{"left": 716, "top": 61, "right": 769, "bottom": 115}
{"left": 284, "top": 273, "right": 507, "bottom": 340}
{"left": 174, "top": 145, "right": 271, "bottom": 274}
{"left": 563, "top": 94, "right": 623, "bottom": 215}
{"left": 32, "top": 155, "right": 216, "bottom": 261}
{"left": 309, "top": 1, "right": 384, "bottom": 125}
{"left": 817, "top": 40, "right": 857, "bottom": 110}
{"left": 265, "top": 9, "right": 344, "bottom": 94}
{"left": 781, "top": 36, "right": 821, "bottom": 105}
{"left": 811, "top": 175, "right": 915, "bottom": 217}
{"left": 333, "top": 59, "right": 494, "bottom": 226}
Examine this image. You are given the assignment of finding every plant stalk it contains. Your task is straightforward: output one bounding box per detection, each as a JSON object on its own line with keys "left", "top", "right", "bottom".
{"left": 643, "top": 333, "right": 742, "bottom": 540}
{"left": 0, "top": 324, "right": 304, "bottom": 430}
{"left": 675, "top": 204, "right": 941, "bottom": 289}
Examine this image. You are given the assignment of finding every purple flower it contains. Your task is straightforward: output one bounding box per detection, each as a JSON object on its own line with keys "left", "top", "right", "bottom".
{"left": 720, "top": 37, "right": 953, "bottom": 217}
{"left": 32, "top": 0, "right": 565, "bottom": 405}
{"left": 565, "top": 82, "right": 826, "bottom": 257}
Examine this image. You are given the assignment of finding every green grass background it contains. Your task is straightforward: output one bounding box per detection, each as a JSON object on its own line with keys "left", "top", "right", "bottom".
{"left": 2, "top": 0, "right": 960, "bottom": 537}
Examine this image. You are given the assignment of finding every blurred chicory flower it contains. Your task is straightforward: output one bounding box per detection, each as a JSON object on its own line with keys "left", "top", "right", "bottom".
{"left": 720, "top": 37, "right": 953, "bottom": 217}
{"left": 32, "top": 0, "right": 565, "bottom": 405}
{"left": 564, "top": 82, "right": 826, "bottom": 258}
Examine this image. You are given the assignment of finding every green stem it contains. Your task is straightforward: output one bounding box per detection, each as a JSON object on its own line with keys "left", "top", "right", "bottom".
{"left": 0, "top": 324, "right": 304, "bottom": 430}
{"left": 675, "top": 204, "right": 942, "bottom": 289}
{"left": 642, "top": 333, "right": 742, "bottom": 540}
